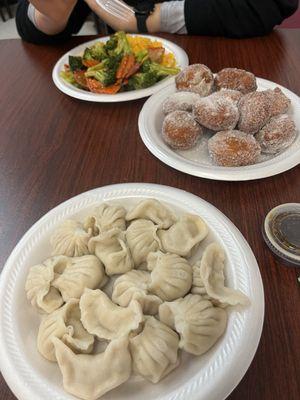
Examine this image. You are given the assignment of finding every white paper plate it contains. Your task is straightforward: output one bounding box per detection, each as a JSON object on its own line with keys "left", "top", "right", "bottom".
{"left": 0, "top": 183, "right": 264, "bottom": 400}
{"left": 52, "top": 35, "right": 188, "bottom": 102}
{"left": 139, "top": 79, "right": 300, "bottom": 180}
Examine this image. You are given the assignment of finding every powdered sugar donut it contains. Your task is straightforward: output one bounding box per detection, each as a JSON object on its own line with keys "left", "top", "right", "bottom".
{"left": 238, "top": 91, "right": 271, "bottom": 134}
{"left": 193, "top": 96, "right": 239, "bottom": 131}
{"left": 175, "top": 64, "right": 214, "bottom": 96}
{"left": 208, "top": 130, "right": 261, "bottom": 167}
{"left": 255, "top": 114, "right": 296, "bottom": 154}
{"left": 162, "top": 110, "right": 203, "bottom": 150}
{"left": 209, "top": 89, "right": 243, "bottom": 106}
{"left": 264, "top": 87, "right": 291, "bottom": 117}
{"left": 215, "top": 68, "right": 257, "bottom": 94}
{"left": 162, "top": 91, "right": 200, "bottom": 115}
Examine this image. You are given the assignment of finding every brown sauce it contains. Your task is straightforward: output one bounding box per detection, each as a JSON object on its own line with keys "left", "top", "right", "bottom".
{"left": 270, "top": 212, "right": 300, "bottom": 255}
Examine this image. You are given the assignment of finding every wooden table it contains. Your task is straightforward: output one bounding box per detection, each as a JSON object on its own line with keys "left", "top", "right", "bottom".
{"left": 0, "top": 29, "right": 299, "bottom": 400}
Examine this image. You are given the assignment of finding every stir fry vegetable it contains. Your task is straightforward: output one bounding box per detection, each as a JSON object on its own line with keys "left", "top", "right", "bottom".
{"left": 60, "top": 32, "right": 180, "bottom": 94}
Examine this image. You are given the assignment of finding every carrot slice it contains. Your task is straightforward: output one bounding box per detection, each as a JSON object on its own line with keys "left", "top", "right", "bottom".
{"left": 116, "top": 54, "right": 136, "bottom": 80}
{"left": 86, "top": 78, "right": 121, "bottom": 94}
{"left": 73, "top": 70, "right": 88, "bottom": 89}
{"left": 82, "top": 59, "right": 100, "bottom": 68}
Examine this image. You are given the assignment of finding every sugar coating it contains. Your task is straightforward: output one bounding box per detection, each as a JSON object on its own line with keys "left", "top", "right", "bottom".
{"left": 193, "top": 96, "right": 239, "bottom": 131}
{"left": 162, "top": 91, "right": 201, "bottom": 115}
{"left": 208, "top": 130, "right": 261, "bottom": 167}
{"left": 215, "top": 68, "right": 257, "bottom": 94}
{"left": 209, "top": 89, "right": 243, "bottom": 106}
{"left": 175, "top": 64, "right": 214, "bottom": 96}
{"left": 255, "top": 114, "right": 297, "bottom": 154}
{"left": 264, "top": 87, "right": 291, "bottom": 117}
{"left": 238, "top": 91, "right": 271, "bottom": 134}
{"left": 162, "top": 110, "right": 203, "bottom": 150}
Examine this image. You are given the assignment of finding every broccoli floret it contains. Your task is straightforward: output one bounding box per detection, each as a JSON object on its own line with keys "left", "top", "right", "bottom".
{"left": 104, "top": 35, "right": 118, "bottom": 52}
{"left": 125, "top": 72, "right": 158, "bottom": 91}
{"left": 113, "top": 31, "right": 132, "bottom": 56}
{"left": 68, "top": 55, "right": 84, "bottom": 72}
{"left": 84, "top": 56, "right": 120, "bottom": 87}
{"left": 83, "top": 42, "right": 107, "bottom": 62}
{"left": 135, "top": 49, "right": 148, "bottom": 64}
{"left": 87, "top": 69, "right": 116, "bottom": 87}
{"left": 141, "top": 60, "right": 180, "bottom": 77}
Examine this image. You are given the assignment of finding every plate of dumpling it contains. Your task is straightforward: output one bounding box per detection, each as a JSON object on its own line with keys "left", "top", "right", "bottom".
{"left": 139, "top": 64, "right": 300, "bottom": 181}
{"left": 0, "top": 183, "right": 264, "bottom": 400}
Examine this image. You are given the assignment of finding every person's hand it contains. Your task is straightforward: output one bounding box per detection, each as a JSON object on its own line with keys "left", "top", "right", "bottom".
{"left": 29, "top": 0, "right": 78, "bottom": 35}
{"left": 85, "top": 0, "right": 161, "bottom": 33}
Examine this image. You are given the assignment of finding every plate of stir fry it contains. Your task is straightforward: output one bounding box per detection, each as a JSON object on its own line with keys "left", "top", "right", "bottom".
{"left": 53, "top": 32, "right": 189, "bottom": 102}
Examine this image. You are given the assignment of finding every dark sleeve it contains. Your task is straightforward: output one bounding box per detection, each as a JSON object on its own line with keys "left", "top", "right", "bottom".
{"left": 16, "top": 0, "right": 91, "bottom": 44}
{"left": 184, "top": 0, "right": 299, "bottom": 37}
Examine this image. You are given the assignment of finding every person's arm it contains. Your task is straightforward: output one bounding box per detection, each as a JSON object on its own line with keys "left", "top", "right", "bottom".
{"left": 183, "top": 0, "right": 299, "bottom": 37}
{"left": 16, "top": 0, "right": 90, "bottom": 44}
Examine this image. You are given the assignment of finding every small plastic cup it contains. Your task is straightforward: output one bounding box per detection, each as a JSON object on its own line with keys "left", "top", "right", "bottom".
{"left": 262, "top": 203, "right": 300, "bottom": 268}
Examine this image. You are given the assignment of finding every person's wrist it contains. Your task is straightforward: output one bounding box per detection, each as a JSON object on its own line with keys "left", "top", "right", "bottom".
{"left": 146, "top": 3, "right": 161, "bottom": 33}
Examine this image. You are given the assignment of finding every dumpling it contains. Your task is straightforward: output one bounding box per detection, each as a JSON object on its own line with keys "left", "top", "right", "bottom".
{"left": 126, "top": 219, "right": 162, "bottom": 267}
{"left": 88, "top": 228, "right": 133, "bottom": 276}
{"left": 147, "top": 251, "right": 192, "bottom": 301}
{"left": 50, "top": 220, "right": 91, "bottom": 257}
{"left": 129, "top": 316, "right": 179, "bottom": 383}
{"left": 53, "top": 336, "right": 131, "bottom": 400}
{"left": 25, "top": 260, "right": 63, "bottom": 313}
{"left": 80, "top": 288, "right": 144, "bottom": 340}
{"left": 84, "top": 203, "right": 126, "bottom": 236}
{"left": 158, "top": 214, "right": 208, "bottom": 257}
{"left": 52, "top": 255, "right": 107, "bottom": 302}
{"left": 37, "top": 299, "right": 94, "bottom": 361}
{"left": 199, "top": 243, "right": 250, "bottom": 306}
{"left": 126, "top": 199, "right": 176, "bottom": 229}
{"left": 159, "top": 295, "right": 227, "bottom": 355}
{"left": 112, "top": 270, "right": 162, "bottom": 315}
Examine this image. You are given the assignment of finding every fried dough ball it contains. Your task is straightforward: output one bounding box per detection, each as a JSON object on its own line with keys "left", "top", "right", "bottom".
{"left": 255, "top": 114, "right": 297, "bottom": 154}
{"left": 175, "top": 64, "right": 214, "bottom": 96}
{"left": 162, "top": 110, "right": 203, "bottom": 150}
{"left": 208, "top": 130, "right": 261, "bottom": 167}
{"left": 209, "top": 89, "right": 243, "bottom": 106}
{"left": 238, "top": 91, "right": 271, "bottom": 134}
{"left": 215, "top": 68, "right": 257, "bottom": 94}
{"left": 193, "top": 96, "right": 239, "bottom": 131}
{"left": 162, "top": 91, "right": 200, "bottom": 115}
{"left": 264, "top": 87, "right": 291, "bottom": 117}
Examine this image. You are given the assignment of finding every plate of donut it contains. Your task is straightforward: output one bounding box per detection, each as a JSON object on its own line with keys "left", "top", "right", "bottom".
{"left": 139, "top": 65, "right": 300, "bottom": 181}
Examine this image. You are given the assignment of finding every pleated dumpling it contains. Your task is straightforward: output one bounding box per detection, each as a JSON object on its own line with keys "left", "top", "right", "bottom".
{"left": 159, "top": 294, "right": 227, "bottom": 355}
{"left": 126, "top": 199, "right": 176, "bottom": 229}
{"left": 53, "top": 336, "right": 131, "bottom": 400}
{"left": 52, "top": 255, "right": 107, "bottom": 302}
{"left": 200, "top": 243, "right": 250, "bottom": 306}
{"left": 147, "top": 251, "right": 192, "bottom": 301}
{"left": 80, "top": 288, "right": 144, "bottom": 340}
{"left": 112, "top": 270, "right": 162, "bottom": 315}
{"left": 84, "top": 203, "right": 126, "bottom": 236}
{"left": 50, "top": 220, "right": 92, "bottom": 257}
{"left": 126, "top": 219, "right": 162, "bottom": 267}
{"left": 88, "top": 228, "right": 133, "bottom": 276}
{"left": 129, "top": 316, "right": 179, "bottom": 383}
{"left": 158, "top": 214, "right": 208, "bottom": 257}
{"left": 37, "top": 299, "right": 94, "bottom": 361}
{"left": 25, "top": 260, "right": 63, "bottom": 313}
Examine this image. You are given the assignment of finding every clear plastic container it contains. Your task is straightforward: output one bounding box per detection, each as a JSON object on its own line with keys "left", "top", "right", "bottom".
{"left": 262, "top": 203, "right": 300, "bottom": 267}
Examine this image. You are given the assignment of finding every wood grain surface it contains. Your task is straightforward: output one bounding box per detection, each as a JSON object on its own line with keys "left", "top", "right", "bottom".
{"left": 0, "top": 29, "right": 299, "bottom": 400}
